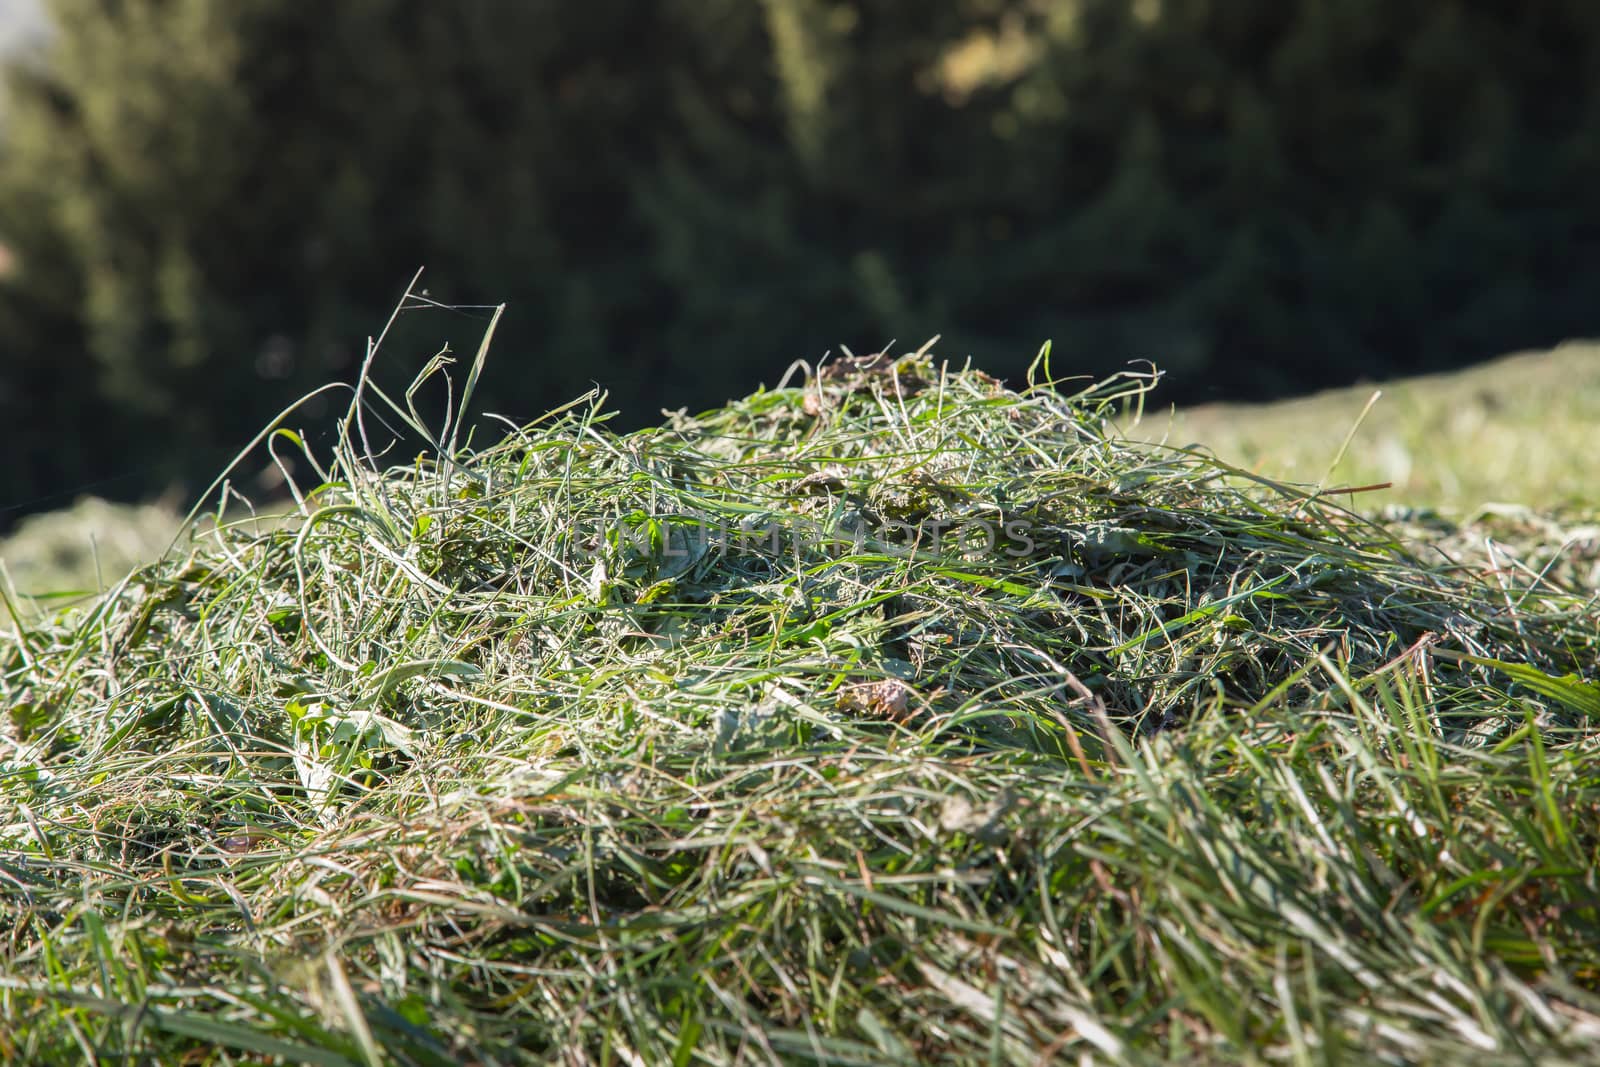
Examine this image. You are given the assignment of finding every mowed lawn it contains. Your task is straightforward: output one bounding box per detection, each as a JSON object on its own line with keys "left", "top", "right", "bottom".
{"left": 1121, "top": 342, "right": 1600, "bottom": 516}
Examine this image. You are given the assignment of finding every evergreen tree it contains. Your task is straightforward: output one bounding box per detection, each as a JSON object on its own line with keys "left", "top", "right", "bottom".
{"left": 1, "top": 0, "right": 1598, "bottom": 521}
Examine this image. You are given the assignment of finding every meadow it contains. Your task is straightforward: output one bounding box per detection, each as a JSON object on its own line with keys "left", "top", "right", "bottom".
{"left": 1122, "top": 341, "right": 1600, "bottom": 516}
{"left": 2, "top": 340, "right": 1598, "bottom": 1064}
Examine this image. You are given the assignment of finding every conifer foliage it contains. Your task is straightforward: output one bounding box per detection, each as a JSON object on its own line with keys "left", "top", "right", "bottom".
{"left": 0, "top": 0, "right": 1596, "bottom": 518}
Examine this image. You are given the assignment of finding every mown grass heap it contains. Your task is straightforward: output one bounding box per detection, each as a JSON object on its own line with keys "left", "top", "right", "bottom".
{"left": 3, "top": 348, "right": 1600, "bottom": 1064}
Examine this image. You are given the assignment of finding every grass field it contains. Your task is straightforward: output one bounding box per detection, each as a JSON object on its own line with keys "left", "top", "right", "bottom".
{"left": 1122, "top": 341, "right": 1600, "bottom": 515}
{"left": 0, "top": 496, "right": 185, "bottom": 624}
{"left": 2, "top": 340, "right": 1599, "bottom": 1064}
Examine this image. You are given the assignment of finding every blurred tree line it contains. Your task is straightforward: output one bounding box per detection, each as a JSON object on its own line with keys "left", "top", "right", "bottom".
{"left": 1, "top": 0, "right": 1597, "bottom": 522}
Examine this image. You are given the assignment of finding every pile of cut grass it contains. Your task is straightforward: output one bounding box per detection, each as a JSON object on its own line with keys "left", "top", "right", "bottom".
{"left": 3, "top": 341, "right": 1599, "bottom": 1064}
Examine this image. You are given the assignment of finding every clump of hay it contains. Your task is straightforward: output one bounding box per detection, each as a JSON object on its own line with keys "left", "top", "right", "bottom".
{"left": 3, "top": 337, "right": 1597, "bottom": 1063}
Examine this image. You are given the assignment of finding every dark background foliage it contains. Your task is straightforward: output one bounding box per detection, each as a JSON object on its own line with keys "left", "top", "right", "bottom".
{"left": 1, "top": 0, "right": 1596, "bottom": 524}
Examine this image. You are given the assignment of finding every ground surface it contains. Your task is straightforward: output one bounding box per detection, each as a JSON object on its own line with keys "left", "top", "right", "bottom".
{"left": 1121, "top": 342, "right": 1600, "bottom": 514}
